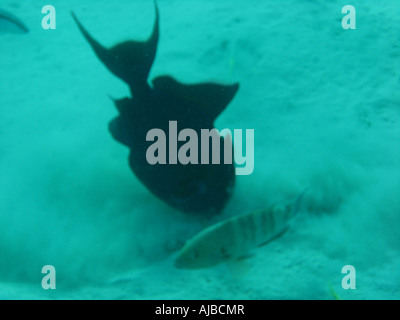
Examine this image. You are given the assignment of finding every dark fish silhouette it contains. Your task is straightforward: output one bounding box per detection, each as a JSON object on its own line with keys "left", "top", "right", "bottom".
{"left": 71, "top": 4, "right": 239, "bottom": 215}
{"left": 0, "top": 9, "right": 29, "bottom": 33}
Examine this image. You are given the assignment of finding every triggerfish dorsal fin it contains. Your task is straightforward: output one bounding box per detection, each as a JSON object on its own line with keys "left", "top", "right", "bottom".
{"left": 152, "top": 75, "right": 239, "bottom": 123}
{"left": 71, "top": 2, "right": 159, "bottom": 86}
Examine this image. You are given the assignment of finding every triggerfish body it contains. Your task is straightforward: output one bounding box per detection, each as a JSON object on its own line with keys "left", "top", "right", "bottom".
{"left": 71, "top": 3, "right": 238, "bottom": 215}
{"left": 174, "top": 188, "right": 308, "bottom": 270}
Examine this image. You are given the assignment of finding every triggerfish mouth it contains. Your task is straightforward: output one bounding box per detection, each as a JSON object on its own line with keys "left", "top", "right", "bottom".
{"left": 174, "top": 188, "right": 308, "bottom": 270}
{"left": 71, "top": 2, "right": 239, "bottom": 215}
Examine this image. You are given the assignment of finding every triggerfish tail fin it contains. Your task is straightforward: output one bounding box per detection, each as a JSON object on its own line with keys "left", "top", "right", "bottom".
{"left": 71, "top": 1, "right": 159, "bottom": 86}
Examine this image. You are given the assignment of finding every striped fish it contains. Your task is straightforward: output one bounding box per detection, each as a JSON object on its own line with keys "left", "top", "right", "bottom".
{"left": 174, "top": 188, "right": 307, "bottom": 269}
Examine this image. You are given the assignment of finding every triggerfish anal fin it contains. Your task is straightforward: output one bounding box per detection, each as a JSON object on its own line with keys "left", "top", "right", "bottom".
{"left": 0, "top": 9, "right": 29, "bottom": 34}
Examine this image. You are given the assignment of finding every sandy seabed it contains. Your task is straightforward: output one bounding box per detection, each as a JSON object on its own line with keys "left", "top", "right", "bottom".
{"left": 0, "top": 0, "right": 399, "bottom": 299}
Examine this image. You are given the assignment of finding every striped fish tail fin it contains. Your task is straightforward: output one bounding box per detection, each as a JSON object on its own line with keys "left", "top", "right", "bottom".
{"left": 289, "top": 186, "right": 309, "bottom": 219}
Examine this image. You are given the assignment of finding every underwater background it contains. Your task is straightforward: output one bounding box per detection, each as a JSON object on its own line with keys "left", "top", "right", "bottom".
{"left": 0, "top": 0, "right": 399, "bottom": 299}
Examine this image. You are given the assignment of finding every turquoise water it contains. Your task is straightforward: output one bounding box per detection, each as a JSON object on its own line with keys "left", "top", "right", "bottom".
{"left": 0, "top": 0, "right": 399, "bottom": 299}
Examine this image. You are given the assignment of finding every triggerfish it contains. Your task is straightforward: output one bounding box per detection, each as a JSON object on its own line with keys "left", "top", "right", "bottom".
{"left": 71, "top": 2, "right": 238, "bottom": 215}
